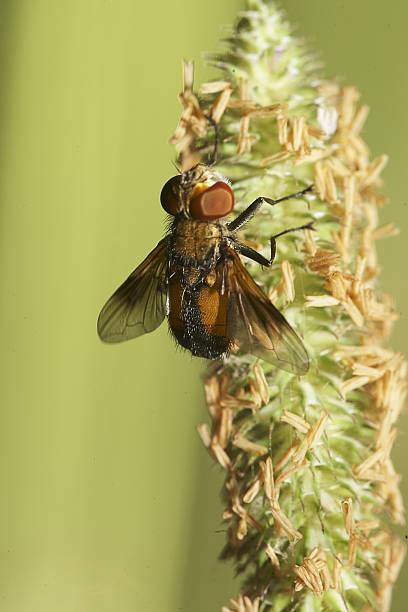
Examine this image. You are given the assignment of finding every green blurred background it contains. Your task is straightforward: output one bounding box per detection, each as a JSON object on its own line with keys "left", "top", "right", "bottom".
{"left": 0, "top": 1, "right": 406, "bottom": 610}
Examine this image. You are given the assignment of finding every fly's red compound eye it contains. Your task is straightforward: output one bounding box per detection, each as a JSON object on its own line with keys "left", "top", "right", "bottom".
{"left": 160, "top": 175, "right": 181, "bottom": 215}
{"left": 189, "top": 182, "right": 234, "bottom": 220}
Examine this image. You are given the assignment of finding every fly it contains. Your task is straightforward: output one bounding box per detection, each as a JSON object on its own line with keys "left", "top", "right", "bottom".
{"left": 97, "top": 119, "right": 313, "bottom": 375}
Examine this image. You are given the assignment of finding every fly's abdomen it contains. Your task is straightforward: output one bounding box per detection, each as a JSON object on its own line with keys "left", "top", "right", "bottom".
{"left": 167, "top": 269, "right": 230, "bottom": 359}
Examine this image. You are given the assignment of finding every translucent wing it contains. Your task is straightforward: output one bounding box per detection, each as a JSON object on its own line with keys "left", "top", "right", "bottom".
{"left": 224, "top": 248, "right": 309, "bottom": 375}
{"left": 97, "top": 239, "right": 168, "bottom": 343}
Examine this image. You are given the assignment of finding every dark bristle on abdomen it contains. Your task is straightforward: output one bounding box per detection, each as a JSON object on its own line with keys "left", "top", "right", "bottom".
{"left": 168, "top": 288, "right": 230, "bottom": 359}
{"left": 170, "top": 325, "right": 229, "bottom": 360}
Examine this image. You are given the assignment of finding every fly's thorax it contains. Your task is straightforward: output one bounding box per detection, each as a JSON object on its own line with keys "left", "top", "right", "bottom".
{"left": 170, "top": 217, "right": 225, "bottom": 267}
{"left": 182, "top": 267, "right": 202, "bottom": 287}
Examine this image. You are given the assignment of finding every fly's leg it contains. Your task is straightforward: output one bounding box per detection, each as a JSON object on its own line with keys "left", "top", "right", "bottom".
{"left": 227, "top": 185, "right": 313, "bottom": 233}
{"left": 206, "top": 116, "right": 219, "bottom": 167}
{"left": 234, "top": 242, "right": 274, "bottom": 266}
{"left": 233, "top": 221, "right": 315, "bottom": 266}
{"left": 272, "top": 222, "right": 315, "bottom": 241}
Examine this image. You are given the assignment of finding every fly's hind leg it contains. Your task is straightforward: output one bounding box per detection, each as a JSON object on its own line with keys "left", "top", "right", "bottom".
{"left": 227, "top": 185, "right": 313, "bottom": 233}
{"left": 233, "top": 221, "right": 315, "bottom": 266}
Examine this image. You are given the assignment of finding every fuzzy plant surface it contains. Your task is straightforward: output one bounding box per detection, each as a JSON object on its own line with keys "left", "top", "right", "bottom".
{"left": 170, "top": 1, "right": 406, "bottom": 610}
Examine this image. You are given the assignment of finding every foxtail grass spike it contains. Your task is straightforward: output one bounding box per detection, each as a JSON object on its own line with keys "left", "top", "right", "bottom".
{"left": 171, "top": 1, "right": 406, "bottom": 609}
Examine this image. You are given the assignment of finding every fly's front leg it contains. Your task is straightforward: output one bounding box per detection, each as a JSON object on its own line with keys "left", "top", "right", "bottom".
{"left": 233, "top": 221, "right": 315, "bottom": 266}
{"left": 227, "top": 184, "right": 313, "bottom": 233}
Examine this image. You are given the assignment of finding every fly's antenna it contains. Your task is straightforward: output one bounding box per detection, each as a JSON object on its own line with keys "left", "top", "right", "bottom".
{"left": 206, "top": 116, "right": 219, "bottom": 166}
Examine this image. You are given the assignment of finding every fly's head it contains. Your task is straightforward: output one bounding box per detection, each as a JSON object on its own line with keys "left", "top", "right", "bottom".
{"left": 160, "top": 164, "right": 234, "bottom": 221}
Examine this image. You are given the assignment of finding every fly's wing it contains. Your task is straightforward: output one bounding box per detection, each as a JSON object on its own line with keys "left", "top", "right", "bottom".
{"left": 224, "top": 248, "right": 309, "bottom": 375}
{"left": 97, "top": 239, "right": 168, "bottom": 343}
